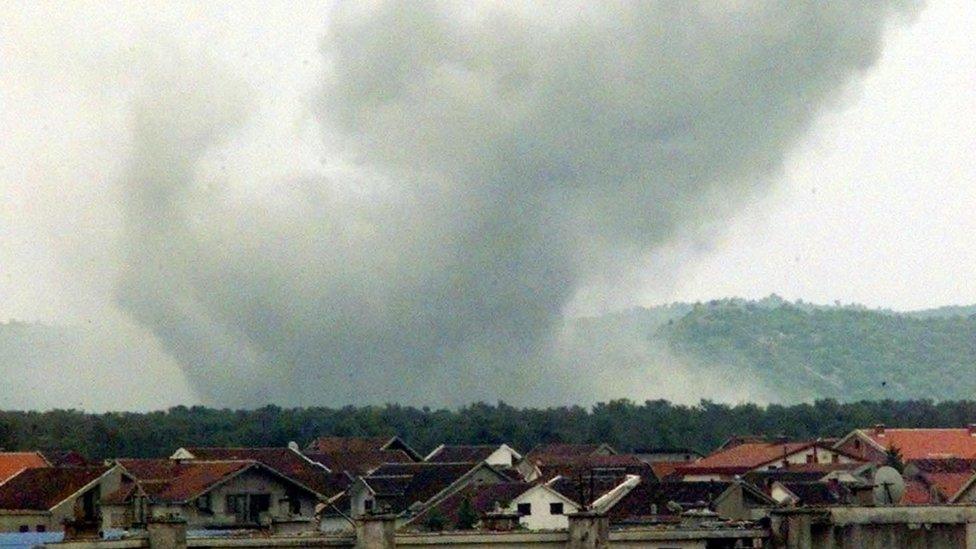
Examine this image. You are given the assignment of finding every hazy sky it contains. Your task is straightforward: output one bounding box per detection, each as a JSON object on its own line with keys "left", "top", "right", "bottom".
{"left": 1, "top": 0, "right": 973, "bottom": 409}
{"left": 638, "top": 0, "right": 976, "bottom": 313}
{"left": 3, "top": 0, "right": 973, "bottom": 326}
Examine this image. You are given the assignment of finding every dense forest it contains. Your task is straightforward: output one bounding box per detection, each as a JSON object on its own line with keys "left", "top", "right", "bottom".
{"left": 569, "top": 296, "right": 976, "bottom": 402}
{"left": 658, "top": 298, "right": 976, "bottom": 401}
{"left": 5, "top": 399, "right": 976, "bottom": 460}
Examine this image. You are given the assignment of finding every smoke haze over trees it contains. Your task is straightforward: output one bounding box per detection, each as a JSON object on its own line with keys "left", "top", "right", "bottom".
{"left": 5, "top": 398, "right": 976, "bottom": 461}
{"left": 5, "top": 0, "right": 952, "bottom": 410}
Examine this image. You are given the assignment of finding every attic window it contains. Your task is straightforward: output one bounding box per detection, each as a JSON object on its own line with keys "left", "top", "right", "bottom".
{"left": 549, "top": 503, "right": 564, "bottom": 515}
{"left": 196, "top": 494, "right": 212, "bottom": 512}
{"left": 517, "top": 503, "right": 531, "bottom": 516}
{"left": 364, "top": 499, "right": 374, "bottom": 512}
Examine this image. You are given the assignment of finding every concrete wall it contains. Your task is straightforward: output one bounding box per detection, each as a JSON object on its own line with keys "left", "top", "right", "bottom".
{"left": 772, "top": 506, "right": 976, "bottom": 549}
{"left": 0, "top": 512, "right": 52, "bottom": 533}
{"left": 509, "top": 486, "right": 578, "bottom": 531}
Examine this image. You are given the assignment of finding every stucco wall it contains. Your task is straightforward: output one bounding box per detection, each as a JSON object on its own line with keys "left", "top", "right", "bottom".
{"left": 508, "top": 488, "right": 577, "bottom": 531}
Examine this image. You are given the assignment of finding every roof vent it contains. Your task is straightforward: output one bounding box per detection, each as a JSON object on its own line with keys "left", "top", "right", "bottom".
{"left": 874, "top": 424, "right": 885, "bottom": 437}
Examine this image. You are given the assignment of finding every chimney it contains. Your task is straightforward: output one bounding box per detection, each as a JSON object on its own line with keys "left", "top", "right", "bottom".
{"left": 874, "top": 424, "right": 885, "bottom": 437}
{"left": 968, "top": 424, "right": 976, "bottom": 437}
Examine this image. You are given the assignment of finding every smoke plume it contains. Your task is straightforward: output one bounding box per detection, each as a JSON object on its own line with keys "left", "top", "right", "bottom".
{"left": 113, "top": 1, "right": 919, "bottom": 406}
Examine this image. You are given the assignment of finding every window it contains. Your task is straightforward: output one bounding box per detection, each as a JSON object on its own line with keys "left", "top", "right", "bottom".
{"left": 806, "top": 454, "right": 815, "bottom": 464}
{"left": 289, "top": 497, "right": 302, "bottom": 515}
{"left": 36, "top": 525, "right": 46, "bottom": 533}
{"left": 364, "top": 499, "right": 374, "bottom": 512}
{"left": 18, "top": 525, "right": 29, "bottom": 533}
{"left": 832, "top": 454, "right": 839, "bottom": 464}
{"left": 196, "top": 493, "right": 212, "bottom": 512}
{"left": 549, "top": 502, "right": 564, "bottom": 515}
{"left": 516, "top": 503, "right": 531, "bottom": 516}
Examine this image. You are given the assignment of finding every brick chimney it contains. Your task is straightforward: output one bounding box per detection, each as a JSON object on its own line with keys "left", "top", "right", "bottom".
{"left": 874, "top": 424, "right": 885, "bottom": 437}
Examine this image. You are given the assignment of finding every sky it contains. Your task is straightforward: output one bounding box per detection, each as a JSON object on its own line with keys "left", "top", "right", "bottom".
{"left": 1, "top": 0, "right": 973, "bottom": 410}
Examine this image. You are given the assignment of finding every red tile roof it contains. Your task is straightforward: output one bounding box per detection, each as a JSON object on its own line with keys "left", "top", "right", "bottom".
{"left": 304, "top": 436, "right": 422, "bottom": 460}
{"left": 925, "top": 472, "right": 972, "bottom": 501}
{"left": 901, "top": 478, "right": 935, "bottom": 505}
{"left": 0, "top": 452, "right": 49, "bottom": 484}
{"left": 177, "top": 447, "right": 345, "bottom": 497}
{"left": 649, "top": 462, "right": 681, "bottom": 480}
{"left": 678, "top": 441, "right": 855, "bottom": 476}
{"left": 155, "top": 461, "right": 252, "bottom": 503}
{"left": 858, "top": 429, "right": 976, "bottom": 460}
{"left": 0, "top": 466, "right": 110, "bottom": 510}
{"left": 113, "top": 459, "right": 327, "bottom": 504}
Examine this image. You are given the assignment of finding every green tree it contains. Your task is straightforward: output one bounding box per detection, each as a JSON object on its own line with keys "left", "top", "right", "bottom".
{"left": 424, "top": 508, "right": 446, "bottom": 532}
{"left": 885, "top": 445, "right": 905, "bottom": 473}
{"left": 456, "top": 497, "right": 478, "bottom": 530}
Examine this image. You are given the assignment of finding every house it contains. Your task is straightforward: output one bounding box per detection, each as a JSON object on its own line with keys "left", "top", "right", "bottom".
{"left": 425, "top": 444, "right": 522, "bottom": 468}
{"left": 304, "top": 436, "right": 423, "bottom": 461}
{"left": 834, "top": 424, "right": 976, "bottom": 462}
{"left": 348, "top": 462, "right": 510, "bottom": 521}
{"left": 605, "top": 480, "right": 774, "bottom": 523}
{"left": 900, "top": 458, "right": 976, "bottom": 504}
{"left": 102, "top": 459, "right": 324, "bottom": 530}
{"left": 0, "top": 466, "right": 120, "bottom": 533}
{"left": 168, "top": 446, "right": 349, "bottom": 498}
{"left": 521, "top": 453, "right": 658, "bottom": 483}
{"left": 405, "top": 481, "right": 581, "bottom": 531}
{"left": 0, "top": 452, "right": 50, "bottom": 484}
{"left": 744, "top": 461, "right": 875, "bottom": 493}
{"left": 304, "top": 449, "right": 414, "bottom": 477}
{"left": 678, "top": 440, "right": 862, "bottom": 481}
{"left": 547, "top": 474, "right": 641, "bottom": 515}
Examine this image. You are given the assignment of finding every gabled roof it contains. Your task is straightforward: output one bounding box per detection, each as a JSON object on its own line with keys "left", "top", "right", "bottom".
{"left": 0, "top": 466, "right": 112, "bottom": 511}
{"left": 838, "top": 428, "right": 976, "bottom": 460}
{"left": 112, "top": 459, "right": 325, "bottom": 504}
{"left": 906, "top": 459, "right": 976, "bottom": 503}
{"left": 361, "top": 462, "right": 508, "bottom": 515}
{"left": 0, "top": 452, "right": 49, "bottom": 485}
{"left": 170, "top": 447, "right": 346, "bottom": 497}
{"left": 305, "top": 436, "right": 422, "bottom": 461}
{"left": 305, "top": 449, "right": 413, "bottom": 476}
{"left": 679, "top": 441, "right": 855, "bottom": 476}
{"left": 605, "top": 480, "right": 772, "bottom": 521}
{"left": 533, "top": 454, "right": 657, "bottom": 482}
{"left": 525, "top": 443, "right": 617, "bottom": 459}
{"left": 155, "top": 461, "right": 253, "bottom": 503}
{"left": 425, "top": 444, "right": 521, "bottom": 463}
{"left": 405, "top": 481, "right": 538, "bottom": 530}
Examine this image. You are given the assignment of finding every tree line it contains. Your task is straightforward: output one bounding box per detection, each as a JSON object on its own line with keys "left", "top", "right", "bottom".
{"left": 4, "top": 399, "right": 976, "bottom": 460}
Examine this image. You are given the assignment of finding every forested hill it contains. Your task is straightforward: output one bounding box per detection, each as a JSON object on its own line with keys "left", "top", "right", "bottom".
{"left": 621, "top": 298, "right": 976, "bottom": 402}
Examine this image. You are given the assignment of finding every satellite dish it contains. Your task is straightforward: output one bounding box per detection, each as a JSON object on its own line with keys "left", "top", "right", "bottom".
{"left": 873, "top": 466, "right": 906, "bottom": 505}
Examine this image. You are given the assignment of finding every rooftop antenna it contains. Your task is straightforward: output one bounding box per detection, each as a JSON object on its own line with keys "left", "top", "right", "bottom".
{"left": 872, "top": 466, "right": 906, "bottom": 505}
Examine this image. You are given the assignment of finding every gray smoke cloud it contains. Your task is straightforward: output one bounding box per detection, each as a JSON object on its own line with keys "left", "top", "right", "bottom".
{"left": 114, "top": 0, "right": 920, "bottom": 407}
